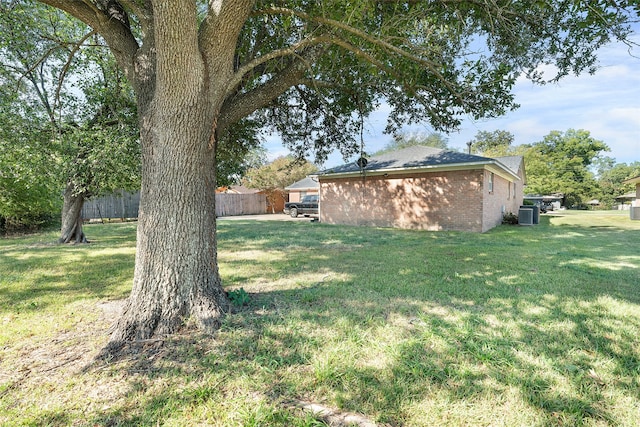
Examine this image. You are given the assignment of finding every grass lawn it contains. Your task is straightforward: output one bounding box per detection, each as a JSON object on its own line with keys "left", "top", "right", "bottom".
{"left": 1, "top": 211, "right": 639, "bottom": 426}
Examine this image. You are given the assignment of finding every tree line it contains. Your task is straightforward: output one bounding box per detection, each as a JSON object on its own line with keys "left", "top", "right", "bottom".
{"left": 467, "top": 129, "right": 640, "bottom": 209}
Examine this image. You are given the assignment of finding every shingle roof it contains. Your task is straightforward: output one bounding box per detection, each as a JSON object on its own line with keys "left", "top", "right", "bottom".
{"left": 615, "top": 192, "right": 637, "bottom": 200}
{"left": 285, "top": 175, "right": 319, "bottom": 190}
{"left": 226, "top": 185, "right": 260, "bottom": 194}
{"left": 493, "top": 156, "right": 522, "bottom": 175}
{"left": 319, "top": 146, "right": 522, "bottom": 179}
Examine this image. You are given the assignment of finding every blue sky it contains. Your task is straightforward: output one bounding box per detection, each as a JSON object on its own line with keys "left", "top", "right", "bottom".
{"left": 264, "top": 29, "right": 640, "bottom": 169}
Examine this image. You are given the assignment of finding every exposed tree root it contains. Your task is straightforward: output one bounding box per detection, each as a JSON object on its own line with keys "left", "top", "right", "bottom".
{"left": 100, "top": 293, "right": 228, "bottom": 359}
{"left": 289, "top": 399, "right": 381, "bottom": 427}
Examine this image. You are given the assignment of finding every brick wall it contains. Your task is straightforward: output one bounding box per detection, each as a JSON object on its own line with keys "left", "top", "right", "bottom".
{"left": 320, "top": 167, "right": 524, "bottom": 232}
{"left": 481, "top": 170, "right": 523, "bottom": 232}
{"left": 320, "top": 169, "right": 486, "bottom": 232}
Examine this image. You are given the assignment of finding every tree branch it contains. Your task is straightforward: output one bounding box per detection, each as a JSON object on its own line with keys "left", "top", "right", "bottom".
{"left": 218, "top": 48, "right": 321, "bottom": 135}
{"left": 54, "top": 30, "right": 98, "bottom": 114}
{"left": 257, "top": 7, "right": 443, "bottom": 74}
{"left": 226, "top": 35, "right": 326, "bottom": 98}
{"left": 38, "top": 0, "right": 139, "bottom": 85}
{"left": 253, "top": 6, "right": 467, "bottom": 115}
{"left": 198, "top": 0, "right": 255, "bottom": 88}
{"left": 117, "top": 0, "right": 148, "bottom": 19}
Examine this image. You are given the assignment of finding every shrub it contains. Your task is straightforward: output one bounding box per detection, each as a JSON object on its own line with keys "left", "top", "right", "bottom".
{"left": 502, "top": 211, "right": 519, "bottom": 225}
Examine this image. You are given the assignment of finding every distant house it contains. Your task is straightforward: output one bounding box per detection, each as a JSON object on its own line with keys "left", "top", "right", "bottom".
{"left": 285, "top": 175, "right": 319, "bottom": 203}
{"left": 317, "top": 146, "right": 525, "bottom": 232}
{"left": 623, "top": 176, "right": 640, "bottom": 220}
{"left": 216, "top": 185, "right": 259, "bottom": 194}
{"left": 615, "top": 192, "right": 637, "bottom": 210}
{"left": 624, "top": 176, "right": 640, "bottom": 205}
{"left": 524, "top": 194, "right": 563, "bottom": 211}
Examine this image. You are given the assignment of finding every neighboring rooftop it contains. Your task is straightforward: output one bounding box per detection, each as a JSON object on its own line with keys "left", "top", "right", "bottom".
{"left": 495, "top": 155, "right": 525, "bottom": 176}
{"left": 616, "top": 192, "right": 637, "bottom": 201}
{"left": 217, "top": 185, "right": 260, "bottom": 194}
{"left": 285, "top": 175, "right": 319, "bottom": 191}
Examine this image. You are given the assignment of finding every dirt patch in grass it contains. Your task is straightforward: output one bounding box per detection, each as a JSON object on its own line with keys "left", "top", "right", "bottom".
{"left": 2, "top": 300, "right": 214, "bottom": 424}
{"left": 96, "top": 299, "right": 126, "bottom": 320}
{"left": 1, "top": 300, "right": 121, "bottom": 399}
{"left": 289, "top": 400, "right": 380, "bottom": 427}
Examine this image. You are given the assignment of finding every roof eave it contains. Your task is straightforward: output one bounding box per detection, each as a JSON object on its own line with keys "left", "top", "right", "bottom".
{"left": 285, "top": 186, "right": 318, "bottom": 191}
{"left": 623, "top": 176, "right": 640, "bottom": 185}
{"left": 319, "top": 160, "right": 521, "bottom": 182}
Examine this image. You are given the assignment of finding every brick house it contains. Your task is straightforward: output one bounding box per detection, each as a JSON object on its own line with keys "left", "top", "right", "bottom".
{"left": 285, "top": 175, "right": 319, "bottom": 203}
{"left": 317, "top": 146, "right": 525, "bottom": 232}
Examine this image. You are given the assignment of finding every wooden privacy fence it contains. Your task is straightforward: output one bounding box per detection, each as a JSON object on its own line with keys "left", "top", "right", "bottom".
{"left": 81, "top": 191, "right": 267, "bottom": 220}
{"left": 82, "top": 190, "right": 140, "bottom": 220}
{"left": 215, "top": 193, "right": 266, "bottom": 216}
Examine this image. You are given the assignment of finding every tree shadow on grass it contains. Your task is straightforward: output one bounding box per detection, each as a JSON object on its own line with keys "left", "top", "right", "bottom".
{"left": 0, "top": 250, "right": 133, "bottom": 312}
{"left": 0, "top": 230, "right": 135, "bottom": 313}
{"left": 222, "top": 220, "right": 639, "bottom": 424}
{"left": 61, "top": 278, "right": 639, "bottom": 426}
{"left": 9, "top": 219, "right": 640, "bottom": 426}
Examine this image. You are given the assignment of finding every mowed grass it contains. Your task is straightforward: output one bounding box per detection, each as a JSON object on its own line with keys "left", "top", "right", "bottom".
{"left": 1, "top": 211, "right": 639, "bottom": 426}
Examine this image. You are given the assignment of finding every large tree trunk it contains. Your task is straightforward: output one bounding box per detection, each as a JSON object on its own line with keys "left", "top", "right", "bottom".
{"left": 101, "top": 1, "right": 253, "bottom": 350}
{"left": 109, "top": 129, "right": 231, "bottom": 344}
{"left": 59, "top": 182, "right": 88, "bottom": 244}
{"left": 108, "top": 90, "right": 230, "bottom": 347}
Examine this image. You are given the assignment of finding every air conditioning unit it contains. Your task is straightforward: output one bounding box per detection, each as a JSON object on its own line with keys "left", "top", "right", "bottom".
{"left": 520, "top": 205, "right": 540, "bottom": 224}
{"left": 518, "top": 207, "right": 534, "bottom": 225}
{"left": 631, "top": 206, "right": 640, "bottom": 221}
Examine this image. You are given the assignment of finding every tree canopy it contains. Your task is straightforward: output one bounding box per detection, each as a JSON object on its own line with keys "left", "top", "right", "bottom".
{"left": 594, "top": 159, "right": 640, "bottom": 208}
{"left": 453, "top": 127, "right": 636, "bottom": 208}
{"left": 523, "top": 129, "right": 610, "bottom": 207}
{"left": 0, "top": 92, "right": 61, "bottom": 230}
{"left": 468, "top": 130, "right": 515, "bottom": 157}
{"left": 0, "top": 2, "right": 141, "bottom": 235}
{"left": 243, "top": 156, "right": 317, "bottom": 192}
{"left": 12, "top": 0, "right": 638, "bottom": 344}
{"left": 35, "top": 0, "right": 636, "bottom": 162}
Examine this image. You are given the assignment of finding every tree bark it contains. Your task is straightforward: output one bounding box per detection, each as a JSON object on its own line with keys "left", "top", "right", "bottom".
{"left": 108, "top": 113, "right": 231, "bottom": 345}
{"left": 59, "top": 182, "right": 88, "bottom": 244}
{"left": 108, "top": 74, "right": 230, "bottom": 347}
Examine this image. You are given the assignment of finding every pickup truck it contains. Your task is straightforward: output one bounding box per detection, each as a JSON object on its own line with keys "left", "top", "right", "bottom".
{"left": 284, "top": 194, "right": 319, "bottom": 218}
